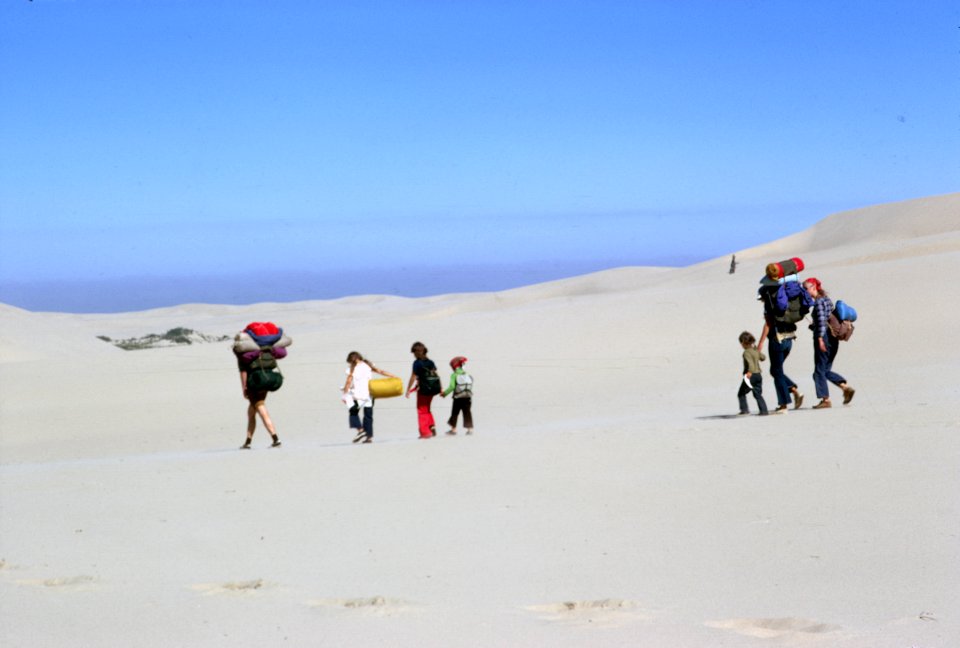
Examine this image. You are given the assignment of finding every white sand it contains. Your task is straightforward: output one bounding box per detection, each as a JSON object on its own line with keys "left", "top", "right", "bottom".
{"left": 1, "top": 193, "right": 958, "bottom": 647}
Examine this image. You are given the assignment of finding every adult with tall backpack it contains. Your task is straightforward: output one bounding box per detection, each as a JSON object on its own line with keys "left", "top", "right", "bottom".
{"left": 803, "top": 278, "right": 856, "bottom": 408}
{"left": 756, "top": 259, "right": 808, "bottom": 413}
{"left": 233, "top": 322, "right": 289, "bottom": 449}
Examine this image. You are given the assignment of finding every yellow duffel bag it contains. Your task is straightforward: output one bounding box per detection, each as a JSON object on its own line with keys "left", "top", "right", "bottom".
{"left": 369, "top": 377, "right": 404, "bottom": 399}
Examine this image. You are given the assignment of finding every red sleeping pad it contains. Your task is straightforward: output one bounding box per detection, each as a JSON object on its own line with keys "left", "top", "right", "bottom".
{"left": 766, "top": 257, "right": 804, "bottom": 280}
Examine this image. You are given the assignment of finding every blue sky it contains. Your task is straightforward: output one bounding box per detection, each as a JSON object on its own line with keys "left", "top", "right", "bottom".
{"left": 1, "top": 0, "right": 957, "bottom": 312}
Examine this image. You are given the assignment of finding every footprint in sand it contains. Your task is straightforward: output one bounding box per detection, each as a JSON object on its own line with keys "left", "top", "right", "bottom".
{"left": 16, "top": 574, "right": 98, "bottom": 590}
{"left": 525, "top": 599, "right": 653, "bottom": 628}
{"left": 306, "top": 596, "right": 418, "bottom": 617}
{"left": 189, "top": 579, "right": 273, "bottom": 596}
{"left": 706, "top": 617, "right": 841, "bottom": 639}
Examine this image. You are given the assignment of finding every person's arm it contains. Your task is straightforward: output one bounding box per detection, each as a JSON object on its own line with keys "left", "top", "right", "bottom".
{"left": 815, "top": 299, "right": 829, "bottom": 352}
{"left": 240, "top": 370, "right": 248, "bottom": 397}
{"left": 441, "top": 372, "right": 457, "bottom": 397}
{"left": 758, "top": 320, "right": 770, "bottom": 350}
{"left": 406, "top": 372, "right": 419, "bottom": 397}
{"left": 368, "top": 360, "right": 398, "bottom": 379}
{"left": 816, "top": 300, "right": 831, "bottom": 340}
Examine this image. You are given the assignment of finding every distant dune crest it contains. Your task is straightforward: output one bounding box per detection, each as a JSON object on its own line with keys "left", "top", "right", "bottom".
{"left": 745, "top": 193, "right": 960, "bottom": 259}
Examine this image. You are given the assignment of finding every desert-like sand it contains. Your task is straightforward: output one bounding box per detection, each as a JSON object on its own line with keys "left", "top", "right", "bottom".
{"left": 1, "top": 194, "right": 958, "bottom": 647}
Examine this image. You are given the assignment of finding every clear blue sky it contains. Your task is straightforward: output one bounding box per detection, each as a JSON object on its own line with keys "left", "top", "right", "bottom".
{"left": 1, "top": 1, "right": 957, "bottom": 312}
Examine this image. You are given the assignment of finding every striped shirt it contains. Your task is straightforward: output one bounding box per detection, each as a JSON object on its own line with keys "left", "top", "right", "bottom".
{"left": 812, "top": 295, "right": 834, "bottom": 339}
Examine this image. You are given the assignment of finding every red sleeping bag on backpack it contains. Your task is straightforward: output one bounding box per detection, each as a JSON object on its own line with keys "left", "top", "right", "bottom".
{"left": 766, "top": 257, "right": 805, "bottom": 280}
{"left": 245, "top": 322, "right": 279, "bottom": 337}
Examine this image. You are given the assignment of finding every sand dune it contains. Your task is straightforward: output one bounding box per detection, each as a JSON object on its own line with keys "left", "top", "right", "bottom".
{"left": 1, "top": 193, "right": 958, "bottom": 647}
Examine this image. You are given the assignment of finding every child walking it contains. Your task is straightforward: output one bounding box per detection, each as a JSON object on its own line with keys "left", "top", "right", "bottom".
{"left": 738, "top": 331, "right": 769, "bottom": 416}
{"left": 441, "top": 356, "right": 474, "bottom": 435}
{"left": 342, "top": 351, "right": 398, "bottom": 444}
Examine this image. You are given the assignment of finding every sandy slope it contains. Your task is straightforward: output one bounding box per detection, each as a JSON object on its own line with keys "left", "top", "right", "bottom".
{"left": 1, "top": 193, "right": 958, "bottom": 647}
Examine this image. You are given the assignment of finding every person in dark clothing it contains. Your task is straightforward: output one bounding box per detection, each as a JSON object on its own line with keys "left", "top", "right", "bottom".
{"left": 406, "top": 341, "right": 440, "bottom": 438}
{"left": 757, "top": 280, "right": 805, "bottom": 413}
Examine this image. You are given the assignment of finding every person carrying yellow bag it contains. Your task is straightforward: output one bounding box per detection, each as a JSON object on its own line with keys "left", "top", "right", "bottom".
{"left": 342, "top": 351, "right": 400, "bottom": 444}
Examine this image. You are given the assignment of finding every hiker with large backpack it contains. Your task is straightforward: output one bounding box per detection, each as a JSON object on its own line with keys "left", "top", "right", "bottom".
{"left": 406, "top": 341, "right": 442, "bottom": 439}
{"left": 756, "top": 259, "right": 808, "bottom": 413}
{"left": 440, "top": 355, "right": 474, "bottom": 435}
{"left": 233, "top": 322, "right": 290, "bottom": 449}
{"left": 803, "top": 278, "right": 856, "bottom": 409}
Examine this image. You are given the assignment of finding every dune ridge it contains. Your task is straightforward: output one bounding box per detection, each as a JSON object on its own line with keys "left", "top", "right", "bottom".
{"left": 1, "top": 193, "right": 958, "bottom": 647}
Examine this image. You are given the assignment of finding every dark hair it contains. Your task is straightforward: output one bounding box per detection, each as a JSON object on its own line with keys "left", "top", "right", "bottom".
{"left": 410, "top": 341, "right": 428, "bottom": 358}
{"left": 738, "top": 331, "right": 756, "bottom": 346}
{"left": 346, "top": 351, "right": 364, "bottom": 365}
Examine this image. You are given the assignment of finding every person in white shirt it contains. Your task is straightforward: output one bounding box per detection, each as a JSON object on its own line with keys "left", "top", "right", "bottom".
{"left": 342, "top": 351, "right": 398, "bottom": 444}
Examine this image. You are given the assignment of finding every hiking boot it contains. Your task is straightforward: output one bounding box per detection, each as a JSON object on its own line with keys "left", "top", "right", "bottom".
{"left": 270, "top": 437, "right": 282, "bottom": 447}
{"left": 446, "top": 429, "right": 457, "bottom": 435}
{"left": 737, "top": 411, "right": 750, "bottom": 416}
{"left": 842, "top": 387, "right": 856, "bottom": 405}
{"left": 361, "top": 437, "right": 372, "bottom": 444}
{"left": 352, "top": 430, "right": 366, "bottom": 443}
{"left": 241, "top": 440, "right": 252, "bottom": 450}
{"left": 792, "top": 391, "right": 804, "bottom": 409}
{"left": 813, "top": 400, "right": 832, "bottom": 409}
{"left": 773, "top": 405, "right": 788, "bottom": 414}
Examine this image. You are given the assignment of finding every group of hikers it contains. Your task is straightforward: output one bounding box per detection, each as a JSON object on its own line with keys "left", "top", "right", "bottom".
{"left": 339, "top": 341, "right": 474, "bottom": 444}
{"left": 231, "top": 256, "right": 855, "bottom": 446}
{"left": 738, "top": 259, "right": 857, "bottom": 416}
{"left": 233, "top": 325, "right": 474, "bottom": 448}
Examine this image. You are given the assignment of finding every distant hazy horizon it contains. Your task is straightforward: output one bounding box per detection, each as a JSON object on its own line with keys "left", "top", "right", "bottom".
{"left": 3, "top": 2, "right": 956, "bottom": 313}
{"left": 1, "top": 256, "right": 699, "bottom": 314}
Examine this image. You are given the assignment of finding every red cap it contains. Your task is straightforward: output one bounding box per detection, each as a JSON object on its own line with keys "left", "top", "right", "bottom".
{"left": 450, "top": 356, "right": 467, "bottom": 369}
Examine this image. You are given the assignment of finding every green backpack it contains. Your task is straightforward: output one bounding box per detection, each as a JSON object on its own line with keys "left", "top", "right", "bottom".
{"left": 418, "top": 362, "right": 442, "bottom": 396}
{"left": 248, "top": 347, "right": 283, "bottom": 392}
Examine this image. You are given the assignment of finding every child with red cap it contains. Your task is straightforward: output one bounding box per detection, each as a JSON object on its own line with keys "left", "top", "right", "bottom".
{"left": 441, "top": 356, "right": 474, "bottom": 435}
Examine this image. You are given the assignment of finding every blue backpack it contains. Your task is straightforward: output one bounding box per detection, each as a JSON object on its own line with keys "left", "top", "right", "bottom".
{"left": 834, "top": 300, "right": 857, "bottom": 322}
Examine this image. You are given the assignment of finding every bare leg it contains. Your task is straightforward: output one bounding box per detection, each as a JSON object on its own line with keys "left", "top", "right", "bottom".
{"left": 242, "top": 402, "right": 257, "bottom": 447}
{"left": 255, "top": 402, "right": 277, "bottom": 436}
{"left": 255, "top": 402, "right": 280, "bottom": 446}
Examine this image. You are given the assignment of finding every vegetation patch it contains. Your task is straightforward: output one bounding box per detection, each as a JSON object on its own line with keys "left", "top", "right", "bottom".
{"left": 98, "top": 327, "right": 230, "bottom": 350}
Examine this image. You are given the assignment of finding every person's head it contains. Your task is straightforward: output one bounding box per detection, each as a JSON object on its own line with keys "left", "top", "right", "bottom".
{"left": 346, "top": 351, "right": 364, "bottom": 366}
{"left": 410, "top": 342, "right": 428, "bottom": 359}
{"left": 803, "top": 277, "right": 824, "bottom": 298}
{"left": 739, "top": 331, "right": 756, "bottom": 348}
{"left": 450, "top": 356, "right": 467, "bottom": 370}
